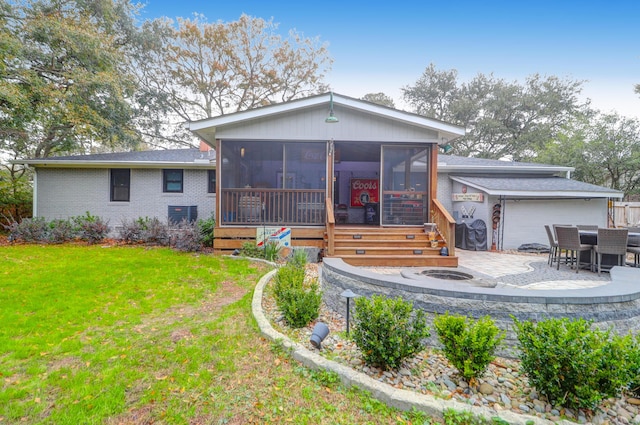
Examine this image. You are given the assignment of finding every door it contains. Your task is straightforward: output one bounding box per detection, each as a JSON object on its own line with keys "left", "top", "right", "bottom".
{"left": 381, "top": 146, "right": 430, "bottom": 226}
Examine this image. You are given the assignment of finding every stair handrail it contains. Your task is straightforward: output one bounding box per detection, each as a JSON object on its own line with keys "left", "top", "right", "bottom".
{"left": 325, "top": 198, "right": 335, "bottom": 256}
{"left": 431, "top": 199, "right": 456, "bottom": 257}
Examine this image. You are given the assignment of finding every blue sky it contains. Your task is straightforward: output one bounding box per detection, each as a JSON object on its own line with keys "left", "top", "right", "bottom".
{"left": 139, "top": 0, "right": 640, "bottom": 119}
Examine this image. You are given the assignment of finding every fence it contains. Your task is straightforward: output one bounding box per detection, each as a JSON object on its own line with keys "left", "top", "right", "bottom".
{"left": 613, "top": 202, "right": 640, "bottom": 227}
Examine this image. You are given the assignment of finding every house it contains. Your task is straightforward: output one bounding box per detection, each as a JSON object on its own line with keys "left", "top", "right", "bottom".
{"left": 187, "top": 92, "right": 466, "bottom": 266}
{"left": 436, "top": 155, "right": 623, "bottom": 250}
{"left": 15, "top": 92, "right": 622, "bottom": 263}
{"left": 18, "top": 93, "right": 467, "bottom": 266}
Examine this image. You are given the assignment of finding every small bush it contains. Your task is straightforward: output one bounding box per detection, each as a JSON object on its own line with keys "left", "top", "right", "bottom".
{"left": 143, "top": 217, "right": 170, "bottom": 245}
{"left": 118, "top": 218, "right": 146, "bottom": 243}
{"left": 513, "top": 317, "right": 632, "bottom": 409}
{"left": 273, "top": 263, "right": 321, "bottom": 328}
{"left": 72, "top": 212, "right": 110, "bottom": 244}
{"left": 48, "top": 219, "right": 75, "bottom": 243}
{"left": 240, "top": 241, "right": 265, "bottom": 259}
{"left": 170, "top": 219, "right": 203, "bottom": 252}
{"left": 278, "top": 281, "right": 322, "bottom": 328}
{"left": 119, "top": 217, "right": 170, "bottom": 246}
{"left": 289, "top": 248, "right": 309, "bottom": 268}
{"left": 352, "top": 295, "right": 430, "bottom": 370}
{"left": 197, "top": 214, "right": 215, "bottom": 247}
{"left": 273, "top": 264, "right": 306, "bottom": 301}
{"left": 434, "top": 313, "right": 504, "bottom": 381}
{"left": 8, "top": 217, "right": 49, "bottom": 242}
{"left": 263, "top": 241, "right": 281, "bottom": 262}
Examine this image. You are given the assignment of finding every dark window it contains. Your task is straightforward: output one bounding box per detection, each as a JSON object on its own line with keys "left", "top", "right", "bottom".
{"left": 163, "top": 169, "right": 183, "bottom": 193}
{"left": 110, "top": 169, "right": 130, "bottom": 202}
{"left": 208, "top": 169, "right": 216, "bottom": 193}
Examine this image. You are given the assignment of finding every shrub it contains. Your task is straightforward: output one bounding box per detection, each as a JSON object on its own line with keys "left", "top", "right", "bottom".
{"left": 240, "top": 241, "right": 265, "bottom": 259}
{"left": 143, "top": 217, "right": 170, "bottom": 246}
{"left": 623, "top": 334, "right": 640, "bottom": 397}
{"left": 118, "top": 218, "right": 146, "bottom": 243}
{"left": 352, "top": 295, "right": 430, "bottom": 370}
{"left": 263, "top": 241, "right": 281, "bottom": 262}
{"left": 48, "top": 219, "right": 75, "bottom": 243}
{"left": 434, "top": 313, "right": 504, "bottom": 381}
{"left": 119, "top": 217, "right": 170, "bottom": 246}
{"left": 170, "top": 219, "right": 203, "bottom": 252}
{"left": 72, "top": 212, "right": 110, "bottom": 244}
{"left": 513, "top": 317, "right": 632, "bottom": 409}
{"left": 273, "top": 263, "right": 321, "bottom": 328}
{"left": 7, "top": 217, "right": 49, "bottom": 242}
{"left": 289, "top": 248, "right": 309, "bottom": 268}
{"left": 197, "top": 214, "right": 215, "bottom": 247}
{"left": 273, "top": 263, "right": 306, "bottom": 301}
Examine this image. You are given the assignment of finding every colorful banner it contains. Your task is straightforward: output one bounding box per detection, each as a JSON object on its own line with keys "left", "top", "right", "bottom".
{"left": 350, "top": 178, "right": 379, "bottom": 207}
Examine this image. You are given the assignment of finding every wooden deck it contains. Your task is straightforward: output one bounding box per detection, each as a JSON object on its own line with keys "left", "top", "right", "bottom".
{"left": 213, "top": 196, "right": 457, "bottom": 266}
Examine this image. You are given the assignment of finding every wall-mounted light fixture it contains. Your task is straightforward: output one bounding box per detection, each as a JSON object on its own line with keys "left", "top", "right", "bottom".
{"left": 325, "top": 92, "right": 339, "bottom": 123}
{"left": 240, "top": 147, "right": 245, "bottom": 158}
{"left": 440, "top": 137, "right": 453, "bottom": 153}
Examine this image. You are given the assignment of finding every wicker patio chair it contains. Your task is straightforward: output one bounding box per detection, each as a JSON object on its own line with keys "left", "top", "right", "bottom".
{"left": 627, "top": 246, "right": 640, "bottom": 268}
{"left": 555, "top": 225, "right": 593, "bottom": 273}
{"left": 576, "top": 224, "right": 599, "bottom": 231}
{"left": 593, "top": 228, "right": 628, "bottom": 275}
{"left": 544, "top": 225, "right": 559, "bottom": 266}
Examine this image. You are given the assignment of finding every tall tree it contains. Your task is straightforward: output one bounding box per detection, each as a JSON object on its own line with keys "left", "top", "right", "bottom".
{"left": 537, "top": 112, "right": 640, "bottom": 199}
{"left": 361, "top": 92, "right": 395, "bottom": 108}
{"left": 402, "top": 64, "right": 587, "bottom": 161}
{"left": 0, "top": 0, "right": 142, "bottom": 159}
{"left": 134, "top": 14, "right": 332, "bottom": 147}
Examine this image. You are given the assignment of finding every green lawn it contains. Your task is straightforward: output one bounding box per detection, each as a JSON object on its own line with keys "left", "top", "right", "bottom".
{"left": 0, "top": 244, "right": 434, "bottom": 424}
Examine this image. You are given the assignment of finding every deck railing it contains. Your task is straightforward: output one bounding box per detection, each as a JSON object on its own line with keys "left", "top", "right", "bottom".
{"left": 431, "top": 198, "right": 456, "bottom": 256}
{"left": 220, "top": 188, "right": 326, "bottom": 226}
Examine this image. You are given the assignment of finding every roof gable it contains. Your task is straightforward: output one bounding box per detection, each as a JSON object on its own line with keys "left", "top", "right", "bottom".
{"left": 189, "top": 92, "right": 466, "bottom": 144}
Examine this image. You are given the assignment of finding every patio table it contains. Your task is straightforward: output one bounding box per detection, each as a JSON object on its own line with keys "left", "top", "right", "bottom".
{"left": 578, "top": 229, "right": 640, "bottom": 268}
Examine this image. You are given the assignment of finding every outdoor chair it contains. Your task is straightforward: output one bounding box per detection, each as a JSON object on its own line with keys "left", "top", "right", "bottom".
{"left": 576, "top": 224, "right": 599, "bottom": 231}
{"left": 593, "top": 228, "right": 628, "bottom": 275}
{"left": 628, "top": 246, "right": 640, "bottom": 268}
{"left": 555, "top": 225, "right": 593, "bottom": 273}
{"left": 544, "top": 224, "right": 559, "bottom": 266}
{"left": 238, "top": 195, "right": 263, "bottom": 222}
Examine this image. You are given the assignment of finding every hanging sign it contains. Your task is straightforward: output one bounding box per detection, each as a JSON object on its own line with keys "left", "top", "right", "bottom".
{"left": 350, "top": 178, "right": 379, "bottom": 207}
{"left": 452, "top": 193, "right": 484, "bottom": 202}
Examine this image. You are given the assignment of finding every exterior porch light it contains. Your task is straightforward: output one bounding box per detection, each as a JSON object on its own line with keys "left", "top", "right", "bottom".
{"left": 325, "top": 92, "right": 339, "bottom": 123}
{"left": 440, "top": 137, "right": 453, "bottom": 153}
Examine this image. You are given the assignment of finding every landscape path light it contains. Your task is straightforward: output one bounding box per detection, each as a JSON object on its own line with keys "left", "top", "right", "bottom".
{"left": 340, "top": 288, "right": 359, "bottom": 336}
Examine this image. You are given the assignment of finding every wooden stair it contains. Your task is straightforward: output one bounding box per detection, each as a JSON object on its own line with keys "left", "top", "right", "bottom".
{"left": 325, "top": 226, "right": 458, "bottom": 267}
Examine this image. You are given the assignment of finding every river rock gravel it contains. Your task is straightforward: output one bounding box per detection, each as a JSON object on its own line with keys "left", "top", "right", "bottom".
{"left": 261, "top": 263, "right": 640, "bottom": 425}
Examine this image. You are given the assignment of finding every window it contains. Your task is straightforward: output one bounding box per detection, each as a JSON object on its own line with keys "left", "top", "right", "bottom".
{"left": 163, "top": 169, "right": 183, "bottom": 193}
{"left": 110, "top": 169, "right": 130, "bottom": 202}
{"left": 208, "top": 169, "right": 216, "bottom": 193}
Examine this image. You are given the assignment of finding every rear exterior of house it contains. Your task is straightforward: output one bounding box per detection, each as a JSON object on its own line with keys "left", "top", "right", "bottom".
{"left": 17, "top": 92, "right": 622, "bottom": 263}
{"left": 189, "top": 92, "right": 466, "bottom": 266}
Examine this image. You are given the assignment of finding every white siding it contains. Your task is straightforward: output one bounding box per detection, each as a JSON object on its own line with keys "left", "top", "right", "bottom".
{"left": 500, "top": 198, "right": 608, "bottom": 249}
{"left": 36, "top": 168, "right": 215, "bottom": 232}
{"left": 216, "top": 106, "right": 440, "bottom": 142}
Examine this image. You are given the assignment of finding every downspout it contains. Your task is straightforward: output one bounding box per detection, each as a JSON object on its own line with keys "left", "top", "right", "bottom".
{"left": 32, "top": 168, "right": 38, "bottom": 217}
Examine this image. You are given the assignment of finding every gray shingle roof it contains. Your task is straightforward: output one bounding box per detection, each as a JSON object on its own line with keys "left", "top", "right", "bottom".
{"left": 16, "top": 148, "right": 216, "bottom": 167}
{"left": 438, "top": 155, "right": 572, "bottom": 172}
{"left": 451, "top": 176, "right": 622, "bottom": 198}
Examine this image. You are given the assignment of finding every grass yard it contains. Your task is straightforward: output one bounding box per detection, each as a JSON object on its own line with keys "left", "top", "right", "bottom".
{"left": 0, "top": 244, "right": 434, "bottom": 424}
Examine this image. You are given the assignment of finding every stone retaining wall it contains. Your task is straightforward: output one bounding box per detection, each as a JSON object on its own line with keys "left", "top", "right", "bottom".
{"left": 321, "top": 258, "right": 640, "bottom": 358}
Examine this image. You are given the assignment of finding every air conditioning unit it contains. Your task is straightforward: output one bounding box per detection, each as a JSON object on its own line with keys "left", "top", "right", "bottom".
{"left": 168, "top": 205, "right": 198, "bottom": 224}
